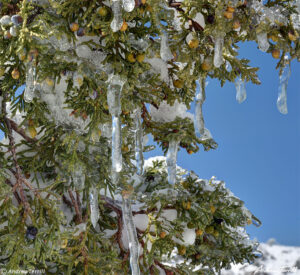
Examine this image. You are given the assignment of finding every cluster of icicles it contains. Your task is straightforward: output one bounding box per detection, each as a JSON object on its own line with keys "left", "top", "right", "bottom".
{"left": 22, "top": 3, "right": 291, "bottom": 273}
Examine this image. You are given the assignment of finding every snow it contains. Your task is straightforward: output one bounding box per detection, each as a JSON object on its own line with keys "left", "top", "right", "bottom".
{"left": 222, "top": 241, "right": 300, "bottom": 275}
{"left": 149, "top": 100, "right": 194, "bottom": 123}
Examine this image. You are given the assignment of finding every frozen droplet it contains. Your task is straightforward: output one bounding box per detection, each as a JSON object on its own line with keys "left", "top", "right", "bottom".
{"left": 112, "top": 116, "right": 122, "bottom": 172}
{"left": 89, "top": 188, "right": 100, "bottom": 229}
{"left": 277, "top": 58, "right": 290, "bottom": 115}
{"left": 133, "top": 108, "right": 144, "bottom": 175}
{"left": 160, "top": 33, "right": 173, "bottom": 62}
{"left": 76, "top": 44, "right": 92, "bottom": 59}
{"left": 166, "top": 139, "right": 179, "bottom": 185}
{"left": 194, "top": 79, "right": 206, "bottom": 138}
{"left": 235, "top": 76, "right": 247, "bottom": 103}
{"left": 122, "top": 197, "right": 140, "bottom": 274}
{"left": 257, "top": 32, "right": 269, "bottom": 52}
{"left": 111, "top": 0, "right": 123, "bottom": 32}
{"left": 225, "top": 60, "right": 232, "bottom": 72}
{"left": 9, "top": 26, "right": 17, "bottom": 37}
{"left": 24, "top": 64, "right": 37, "bottom": 103}
{"left": 122, "top": 0, "right": 135, "bottom": 12}
{"left": 213, "top": 35, "right": 224, "bottom": 68}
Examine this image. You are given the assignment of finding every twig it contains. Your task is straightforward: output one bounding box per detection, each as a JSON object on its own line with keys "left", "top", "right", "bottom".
{"left": 5, "top": 179, "right": 22, "bottom": 204}
{"left": 68, "top": 188, "right": 83, "bottom": 223}
{"left": 7, "top": 118, "right": 37, "bottom": 143}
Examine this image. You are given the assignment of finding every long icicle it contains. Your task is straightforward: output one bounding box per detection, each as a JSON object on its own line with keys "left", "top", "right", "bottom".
{"left": 111, "top": 0, "right": 123, "bottom": 32}
{"left": 122, "top": 193, "right": 140, "bottom": 275}
{"left": 160, "top": 33, "right": 174, "bottom": 62}
{"left": 213, "top": 34, "right": 224, "bottom": 68}
{"left": 89, "top": 187, "right": 100, "bottom": 229}
{"left": 166, "top": 139, "right": 179, "bottom": 185}
{"left": 277, "top": 55, "right": 290, "bottom": 115}
{"left": 194, "top": 78, "right": 206, "bottom": 137}
{"left": 107, "top": 75, "right": 124, "bottom": 174}
{"left": 134, "top": 108, "right": 144, "bottom": 175}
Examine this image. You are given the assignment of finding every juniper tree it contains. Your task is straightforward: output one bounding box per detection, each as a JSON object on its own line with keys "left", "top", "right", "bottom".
{"left": 0, "top": 0, "right": 298, "bottom": 274}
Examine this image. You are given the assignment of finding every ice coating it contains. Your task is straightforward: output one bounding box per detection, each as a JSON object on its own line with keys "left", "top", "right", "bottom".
{"left": 89, "top": 188, "right": 100, "bottom": 229}
{"left": 111, "top": 116, "right": 122, "bottom": 172}
{"left": 194, "top": 79, "right": 206, "bottom": 137}
{"left": 160, "top": 33, "right": 173, "bottom": 62}
{"left": 24, "top": 63, "right": 36, "bottom": 103}
{"left": 166, "top": 139, "right": 179, "bottom": 185}
{"left": 134, "top": 108, "right": 144, "bottom": 175}
{"left": 277, "top": 57, "right": 291, "bottom": 115}
{"left": 257, "top": 32, "right": 270, "bottom": 52}
{"left": 111, "top": 0, "right": 123, "bottom": 32}
{"left": 122, "top": 197, "right": 141, "bottom": 275}
{"left": 122, "top": 0, "right": 135, "bottom": 12}
{"left": 235, "top": 76, "right": 247, "bottom": 103}
{"left": 213, "top": 35, "right": 224, "bottom": 68}
{"left": 107, "top": 75, "right": 124, "bottom": 116}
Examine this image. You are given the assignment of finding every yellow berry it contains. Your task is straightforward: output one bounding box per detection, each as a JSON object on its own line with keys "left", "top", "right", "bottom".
{"left": 141, "top": 0, "right": 146, "bottom": 4}
{"left": 201, "top": 61, "right": 212, "bottom": 71}
{"left": 28, "top": 126, "right": 37, "bottom": 138}
{"left": 45, "top": 78, "right": 54, "bottom": 87}
{"left": 227, "top": 6, "right": 235, "bottom": 13}
{"left": 146, "top": 5, "right": 152, "bottom": 12}
{"left": 160, "top": 231, "right": 167, "bottom": 239}
{"left": 223, "top": 11, "right": 233, "bottom": 19}
{"left": 288, "top": 31, "right": 297, "bottom": 41}
{"left": 213, "top": 230, "right": 219, "bottom": 238}
{"left": 173, "top": 79, "right": 184, "bottom": 89}
{"left": 11, "top": 68, "right": 20, "bottom": 80}
{"left": 196, "top": 229, "right": 204, "bottom": 236}
{"left": 188, "top": 38, "right": 199, "bottom": 49}
{"left": 187, "top": 149, "right": 194, "bottom": 155}
{"left": 178, "top": 246, "right": 186, "bottom": 255}
{"left": 210, "top": 205, "right": 216, "bottom": 214}
{"left": 270, "top": 34, "right": 278, "bottom": 42}
{"left": 180, "top": 181, "right": 189, "bottom": 189}
{"left": 120, "top": 21, "right": 128, "bottom": 32}
{"left": 61, "top": 239, "right": 68, "bottom": 249}
{"left": 98, "top": 6, "right": 108, "bottom": 16}
{"left": 233, "top": 20, "right": 241, "bottom": 30}
{"left": 272, "top": 49, "right": 280, "bottom": 59}
{"left": 77, "top": 77, "right": 84, "bottom": 86}
{"left": 122, "top": 146, "right": 129, "bottom": 153}
{"left": 183, "top": 201, "right": 191, "bottom": 210}
{"left": 247, "top": 219, "right": 252, "bottom": 225}
{"left": 70, "top": 22, "right": 79, "bottom": 32}
{"left": 136, "top": 53, "right": 145, "bottom": 63}
{"left": 127, "top": 53, "right": 136, "bottom": 63}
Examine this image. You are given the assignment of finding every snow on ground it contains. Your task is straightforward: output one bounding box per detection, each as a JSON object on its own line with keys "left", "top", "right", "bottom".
{"left": 222, "top": 240, "right": 300, "bottom": 275}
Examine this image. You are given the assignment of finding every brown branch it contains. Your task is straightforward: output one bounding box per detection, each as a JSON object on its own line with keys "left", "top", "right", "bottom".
{"left": 7, "top": 118, "right": 37, "bottom": 143}
{"left": 154, "top": 260, "right": 174, "bottom": 275}
{"left": 5, "top": 179, "right": 21, "bottom": 204}
{"left": 62, "top": 194, "right": 73, "bottom": 208}
{"left": 68, "top": 188, "right": 83, "bottom": 223}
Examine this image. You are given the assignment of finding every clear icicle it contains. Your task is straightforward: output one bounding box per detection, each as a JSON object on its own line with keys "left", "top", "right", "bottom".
{"left": 111, "top": 0, "right": 123, "bottom": 32}
{"left": 122, "top": 196, "right": 140, "bottom": 275}
{"left": 235, "top": 76, "right": 247, "bottom": 103}
{"left": 194, "top": 79, "right": 206, "bottom": 138}
{"left": 257, "top": 32, "right": 270, "bottom": 52}
{"left": 122, "top": 0, "right": 135, "bottom": 12}
{"left": 160, "top": 33, "right": 173, "bottom": 62}
{"left": 213, "top": 35, "right": 224, "bottom": 68}
{"left": 166, "top": 139, "right": 179, "bottom": 185}
{"left": 277, "top": 56, "right": 291, "bottom": 114}
{"left": 24, "top": 64, "right": 36, "bottom": 103}
{"left": 111, "top": 116, "right": 122, "bottom": 172}
{"left": 89, "top": 188, "right": 100, "bottom": 229}
{"left": 107, "top": 75, "right": 124, "bottom": 173}
{"left": 133, "top": 108, "right": 144, "bottom": 175}
{"left": 72, "top": 164, "right": 85, "bottom": 189}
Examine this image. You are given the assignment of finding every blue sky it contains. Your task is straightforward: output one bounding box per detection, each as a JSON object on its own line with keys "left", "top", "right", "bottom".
{"left": 1, "top": 41, "right": 299, "bottom": 246}
{"left": 146, "top": 41, "right": 300, "bottom": 246}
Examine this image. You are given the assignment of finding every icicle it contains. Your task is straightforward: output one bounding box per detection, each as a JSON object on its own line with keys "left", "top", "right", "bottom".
{"left": 277, "top": 56, "right": 290, "bottom": 114}
{"left": 257, "top": 32, "right": 269, "bottom": 52}
{"left": 72, "top": 164, "right": 85, "bottom": 189}
{"left": 24, "top": 63, "right": 36, "bottom": 103}
{"left": 107, "top": 75, "right": 125, "bottom": 172}
{"left": 112, "top": 116, "right": 122, "bottom": 172}
{"left": 122, "top": 195, "right": 140, "bottom": 275}
{"left": 89, "top": 188, "right": 100, "bottom": 229}
{"left": 160, "top": 33, "right": 173, "bottom": 62}
{"left": 122, "top": 0, "right": 135, "bottom": 12}
{"left": 213, "top": 34, "right": 224, "bottom": 68}
{"left": 166, "top": 139, "right": 179, "bottom": 185}
{"left": 133, "top": 108, "right": 144, "bottom": 175}
{"left": 111, "top": 0, "right": 123, "bottom": 32}
{"left": 194, "top": 78, "right": 206, "bottom": 138}
{"left": 235, "top": 76, "right": 247, "bottom": 103}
